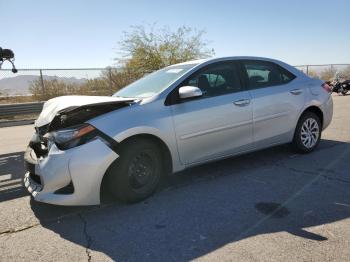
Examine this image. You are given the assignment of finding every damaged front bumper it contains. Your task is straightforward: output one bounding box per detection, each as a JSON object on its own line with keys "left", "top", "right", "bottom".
{"left": 24, "top": 133, "right": 118, "bottom": 206}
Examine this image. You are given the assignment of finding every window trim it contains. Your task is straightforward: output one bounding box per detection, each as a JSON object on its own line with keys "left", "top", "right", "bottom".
{"left": 279, "top": 65, "right": 296, "bottom": 84}
{"left": 165, "top": 61, "right": 245, "bottom": 106}
{"left": 238, "top": 59, "right": 296, "bottom": 90}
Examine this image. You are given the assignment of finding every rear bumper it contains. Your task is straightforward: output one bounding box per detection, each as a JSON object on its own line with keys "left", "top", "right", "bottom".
{"left": 321, "top": 95, "right": 333, "bottom": 130}
{"left": 24, "top": 137, "right": 118, "bottom": 206}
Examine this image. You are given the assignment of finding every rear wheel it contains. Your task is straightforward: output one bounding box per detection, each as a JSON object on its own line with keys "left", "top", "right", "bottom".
{"left": 292, "top": 112, "right": 321, "bottom": 153}
{"left": 106, "top": 138, "right": 163, "bottom": 203}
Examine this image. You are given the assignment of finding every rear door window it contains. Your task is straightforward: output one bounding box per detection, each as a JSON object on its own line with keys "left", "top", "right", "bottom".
{"left": 242, "top": 60, "right": 295, "bottom": 89}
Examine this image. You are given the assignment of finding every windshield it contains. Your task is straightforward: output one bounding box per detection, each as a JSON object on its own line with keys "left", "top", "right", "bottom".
{"left": 113, "top": 64, "right": 197, "bottom": 98}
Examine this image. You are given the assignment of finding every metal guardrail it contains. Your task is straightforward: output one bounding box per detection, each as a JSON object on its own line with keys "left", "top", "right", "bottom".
{"left": 0, "top": 102, "right": 44, "bottom": 118}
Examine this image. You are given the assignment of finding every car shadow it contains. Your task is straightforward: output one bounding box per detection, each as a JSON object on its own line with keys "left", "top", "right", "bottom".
{"left": 0, "top": 151, "right": 28, "bottom": 202}
{"left": 28, "top": 139, "right": 350, "bottom": 261}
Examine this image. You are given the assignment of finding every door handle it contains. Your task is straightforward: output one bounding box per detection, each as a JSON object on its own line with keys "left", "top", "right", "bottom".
{"left": 233, "top": 99, "right": 250, "bottom": 107}
{"left": 290, "top": 89, "right": 303, "bottom": 95}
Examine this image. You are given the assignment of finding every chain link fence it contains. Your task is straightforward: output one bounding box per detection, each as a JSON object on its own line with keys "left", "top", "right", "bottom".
{"left": 0, "top": 67, "right": 145, "bottom": 104}
{"left": 1, "top": 64, "right": 350, "bottom": 105}
{"left": 294, "top": 64, "right": 350, "bottom": 82}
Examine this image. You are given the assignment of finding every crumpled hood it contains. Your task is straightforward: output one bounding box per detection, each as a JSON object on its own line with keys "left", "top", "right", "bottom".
{"left": 35, "top": 95, "right": 134, "bottom": 127}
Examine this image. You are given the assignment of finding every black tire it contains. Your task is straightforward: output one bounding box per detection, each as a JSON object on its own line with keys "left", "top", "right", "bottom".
{"left": 292, "top": 111, "right": 321, "bottom": 153}
{"left": 341, "top": 90, "right": 348, "bottom": 95}
{"left": 106, "top": 138, "right": 163, "bottom": 203}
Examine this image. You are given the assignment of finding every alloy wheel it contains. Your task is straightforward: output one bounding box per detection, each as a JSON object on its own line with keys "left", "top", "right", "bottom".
{"left": 300, "top": 118, "right": 319, "bottom": 149}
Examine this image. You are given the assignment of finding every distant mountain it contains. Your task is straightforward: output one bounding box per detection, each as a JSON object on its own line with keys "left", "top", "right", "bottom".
{"left": 0, "top": 75, "right": 87, "bottom": 95}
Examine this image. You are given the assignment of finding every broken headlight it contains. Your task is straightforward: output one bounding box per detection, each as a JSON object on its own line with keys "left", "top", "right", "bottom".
{"left": 48, "top": 124, "right": 98, "bottom": 150}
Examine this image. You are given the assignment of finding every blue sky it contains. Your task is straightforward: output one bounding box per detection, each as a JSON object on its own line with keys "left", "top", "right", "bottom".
{"left": 1, "top": 0, "right": 350, "bottom": 68}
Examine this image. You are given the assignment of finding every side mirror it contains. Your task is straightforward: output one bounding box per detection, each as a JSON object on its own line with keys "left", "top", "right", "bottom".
{"left": 178, "top": 86, "right": 203, "bottom": 100}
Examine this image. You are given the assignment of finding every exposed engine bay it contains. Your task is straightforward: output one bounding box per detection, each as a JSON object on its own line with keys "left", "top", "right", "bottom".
{"left": 31, "top": 99, "right": 135, "bottom": 158}
{"left": 46, "top": 100, "right": 133, "bottom": 132}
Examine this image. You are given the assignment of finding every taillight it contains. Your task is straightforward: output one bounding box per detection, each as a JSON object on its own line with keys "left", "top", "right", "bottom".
{"left": 322, "top": 83, "right": 332, "bottom": 93}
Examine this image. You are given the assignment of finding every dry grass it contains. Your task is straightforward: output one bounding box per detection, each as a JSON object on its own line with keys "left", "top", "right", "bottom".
{"left": 0, "top": 95, "right": 37, "bottom": 104}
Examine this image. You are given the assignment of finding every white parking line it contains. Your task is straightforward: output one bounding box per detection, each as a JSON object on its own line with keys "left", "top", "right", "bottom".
{"left": 0, "top": 174, "right": 12, "bottom": 182}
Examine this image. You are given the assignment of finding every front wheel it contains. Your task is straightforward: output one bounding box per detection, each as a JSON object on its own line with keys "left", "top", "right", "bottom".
{"left": 341, "top": 90, "right": 348, "bottom": 95}
{"left": 292, "top": 112, "right": 321, "bottom": 153}
{"left": 106, "top": 138, "right": 163, "bottom": 203}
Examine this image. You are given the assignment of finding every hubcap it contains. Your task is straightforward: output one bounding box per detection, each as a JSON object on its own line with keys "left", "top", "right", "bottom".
{"left": 128, "top": 152, "right": 156, "bottom": 191}
{"left": 301, "top": 118, "right": 319, "bottom": 149}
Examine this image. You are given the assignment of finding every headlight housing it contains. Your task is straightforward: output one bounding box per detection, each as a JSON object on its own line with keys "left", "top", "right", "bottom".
{"left": 48, "top": 124, "right": 97, "bottom": 150}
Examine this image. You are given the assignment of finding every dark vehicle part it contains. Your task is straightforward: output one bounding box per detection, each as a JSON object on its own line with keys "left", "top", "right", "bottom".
{"left": 0, "top": 47, "right": 17, "bottom": 73}
{"left": 29, "top": 132, "right": 49, "bottom": 158}
{"left": 48, "top": 123, "right": 98, "bottom": 150}
{"left": 106, "top": 138, "right": 163, "bottom": 203}
{"left": 48, "top": 100, "right": 134, "bottom": 132}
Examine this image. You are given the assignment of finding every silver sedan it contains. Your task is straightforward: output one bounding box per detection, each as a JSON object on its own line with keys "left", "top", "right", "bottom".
{"left": 24, "top": 57, "right": 333, "bottom": 205}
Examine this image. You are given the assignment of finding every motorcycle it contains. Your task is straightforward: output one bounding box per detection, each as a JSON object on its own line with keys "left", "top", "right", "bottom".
{"left": 0, "top": 47, "right": 17, "bottom": 73}
{"left": 330, "top": 73, "right": 350, "bottom": 95}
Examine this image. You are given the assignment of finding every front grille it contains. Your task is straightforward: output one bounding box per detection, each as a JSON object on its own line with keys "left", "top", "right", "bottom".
{"left": 24, "top": 171, "right": 43, "bottom": 194}
{"left": 24, "top": 146, "right": 43, "bottom": 186}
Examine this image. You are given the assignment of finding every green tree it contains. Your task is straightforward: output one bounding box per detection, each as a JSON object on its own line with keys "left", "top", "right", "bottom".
{"left": 29, "top": 25, "right": 215, "bottom": 100}
{"left": 116, "top": 25, "right": 215, "bottom": 73}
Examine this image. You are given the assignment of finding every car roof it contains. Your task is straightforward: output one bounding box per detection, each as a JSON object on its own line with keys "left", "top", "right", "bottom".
{"left": 171, "top": 56, "right": 306, "bottom": 79}
{"left": 174, "top": 56, "right": 284, "bottom": 65}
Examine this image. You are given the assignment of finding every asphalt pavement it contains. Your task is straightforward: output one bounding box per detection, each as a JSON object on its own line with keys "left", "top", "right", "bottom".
{"left": 0, "top": 95, "right": 349, "bottom": 262}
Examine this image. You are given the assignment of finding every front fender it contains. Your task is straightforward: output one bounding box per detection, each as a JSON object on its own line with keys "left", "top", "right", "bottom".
{"left": 114, "top": 126, "right": 166, "bottom": 143}
{"left": 113, "top": 126, "right": 183, "bottom": 173}
{"left": 88, "top": 101, "right": 184, "bottom": 173}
